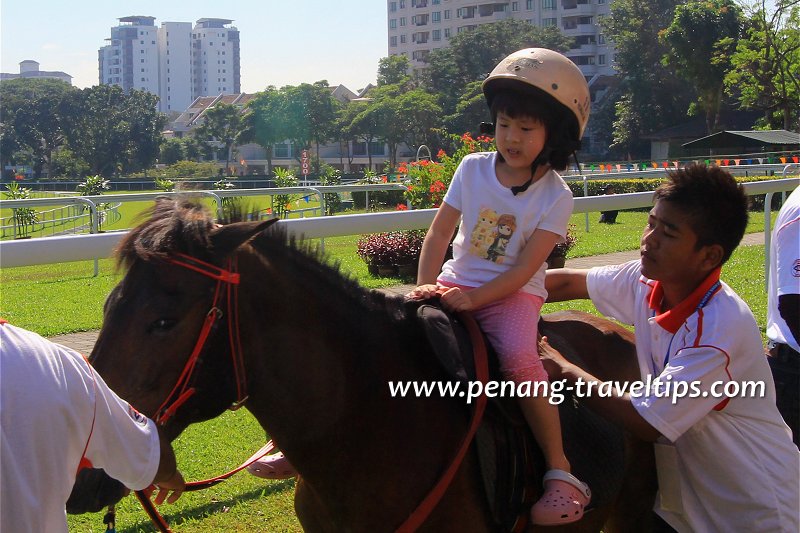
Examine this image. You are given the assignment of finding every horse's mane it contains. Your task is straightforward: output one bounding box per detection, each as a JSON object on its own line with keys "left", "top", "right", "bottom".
{"left": 116, "top": 196, "right": 217, "bottom": 269}
{"left": 117, "top": 196, "right": 411, "bottom": 320}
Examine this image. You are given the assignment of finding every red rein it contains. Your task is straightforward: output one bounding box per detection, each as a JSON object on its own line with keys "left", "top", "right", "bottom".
{"left": 154, "top": 253, "right": 247, "bottom": 425}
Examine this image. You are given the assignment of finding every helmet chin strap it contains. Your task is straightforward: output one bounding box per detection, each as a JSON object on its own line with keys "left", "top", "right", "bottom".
{"left": 511, "top": 145, "right": 553, "bottom": 196}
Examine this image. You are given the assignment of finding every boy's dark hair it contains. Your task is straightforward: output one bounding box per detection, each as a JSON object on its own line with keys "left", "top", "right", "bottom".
{"left": 655, "top": 164, "right": 748, "bottom": 264}
{"left": 490, "top": 89, "right": 578, "bottom": 171}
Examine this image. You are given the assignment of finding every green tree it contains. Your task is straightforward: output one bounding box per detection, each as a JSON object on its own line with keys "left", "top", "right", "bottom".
{"left": 245, "top": 87, "right": 283, "bottom": 175}
{"left": 194, "top": 102, "right": 247, "bottom": 174}
{"left": 377, "top": 55, "right": 412, "bottom": 86}
{"left": 0, "top": 78, "right": 76, "bottom": 177}
{"left": 424, "top": 20, "right": 573, "bottom": 115}
{"left": 445, "top": 80, "right": 488, "bottom": 137}
{"left": 341, "top": 98, "right": 381, "bottom": 169}
{"left": 601, "top": 0, "right": 697, "bottom": 157}
{"left": 725, "top": 1, "right": 800, "bottom": 130}
{"left": 280, "top": 82, "right": 339, "bottom": 171}
{"left": 160, "top": 137, "right": 185, "bottom": 165}
{"left": 123, "top": 90, "right": 166, "bottom": 175}
{"left": 396, "top": 88, "right": 443, "bottom": 155}
{"left": 61, "top": 85, "right": 165, "bottom": 177}
{"left": 661, "top": 0, "right": 743, "bottom": 133}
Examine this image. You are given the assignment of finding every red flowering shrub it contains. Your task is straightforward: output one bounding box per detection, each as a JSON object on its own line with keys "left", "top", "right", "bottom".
{"left": 401, "top": 132, "right": 494, "bottom": 209}
{"left": 356, "top": 230, "right": 425, "bottom": 270}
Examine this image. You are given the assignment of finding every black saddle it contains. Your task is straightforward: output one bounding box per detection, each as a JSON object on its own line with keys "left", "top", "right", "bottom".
{"left": 416, "top": 302, "right": 626, "bottom": 532}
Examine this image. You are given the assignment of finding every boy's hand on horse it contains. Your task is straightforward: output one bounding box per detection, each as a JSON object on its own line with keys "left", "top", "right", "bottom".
{"left": 538, "top": 336, "right": 570, "bottom": 378}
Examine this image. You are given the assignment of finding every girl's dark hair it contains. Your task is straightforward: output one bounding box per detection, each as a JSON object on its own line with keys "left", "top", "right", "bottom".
{"left": 490, "top": 88, "right": 580, "bottom": 171}
{"left": 654, "top": 164, "right": 748, "bottom": 264}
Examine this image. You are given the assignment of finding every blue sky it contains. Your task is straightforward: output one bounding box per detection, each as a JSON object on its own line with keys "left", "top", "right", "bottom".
{"left": 1, "top": 0, "right": 388, "bottom": 93}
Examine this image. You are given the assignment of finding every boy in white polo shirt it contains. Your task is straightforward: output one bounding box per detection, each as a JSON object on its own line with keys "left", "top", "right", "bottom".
{"left": 541, "top": 164, "right": 799, "bottom": 532}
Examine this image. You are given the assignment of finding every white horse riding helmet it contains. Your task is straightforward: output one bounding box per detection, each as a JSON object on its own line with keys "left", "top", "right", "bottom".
{"left": 482, "top": 48, "right": 591, "bottom": 139}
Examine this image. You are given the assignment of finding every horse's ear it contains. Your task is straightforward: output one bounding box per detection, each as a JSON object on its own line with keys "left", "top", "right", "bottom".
{"left": 210, "top": 218, "right": 278, "bottom": 259}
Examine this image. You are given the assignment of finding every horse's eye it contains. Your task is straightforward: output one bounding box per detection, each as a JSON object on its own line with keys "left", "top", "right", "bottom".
{"left": 148, "top": 318, "right": 176, "bottom": 333}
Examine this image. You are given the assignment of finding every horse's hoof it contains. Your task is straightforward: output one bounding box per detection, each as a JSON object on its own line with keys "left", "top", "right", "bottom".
{"left": 246, "top": 451, "right": 297, "bottom": 480}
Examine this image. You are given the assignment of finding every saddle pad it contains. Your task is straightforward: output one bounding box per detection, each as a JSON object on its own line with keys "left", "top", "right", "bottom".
{"left": 416, "top": 303, "right": 535, "bottom": 531}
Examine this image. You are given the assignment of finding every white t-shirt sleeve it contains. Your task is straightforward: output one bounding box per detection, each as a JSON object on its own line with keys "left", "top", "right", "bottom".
{"left": 536, "top": 187, "right": 573, "bottom": 239}
{"left": 83, "top": 368, "right": 161, "bottom": 490}
{"left": 774, "top": 216, "right": 799, "bottom": 299}
{"left": 586, "top": 260, "right": 643, "bottom": 326}
{"left": 442, "top": 156, "right": 466, "bottom": 212}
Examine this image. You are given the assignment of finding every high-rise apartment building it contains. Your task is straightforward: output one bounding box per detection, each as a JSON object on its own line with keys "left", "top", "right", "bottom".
{"left": 99, "top": 16, "right": 240, "bottom": 113}
{"left": 191, "top": 18, "right": 241, "bottom": 99}
{"left": 387, "top": 0, "right": 615, "bottom": 100}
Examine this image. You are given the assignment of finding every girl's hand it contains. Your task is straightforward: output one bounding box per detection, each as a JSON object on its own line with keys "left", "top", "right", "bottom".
{"left": 440, "top": 286, "right": 474, "bottom": 312}
{"left": 405, "top": 284, "right": 442, "bottom": 300}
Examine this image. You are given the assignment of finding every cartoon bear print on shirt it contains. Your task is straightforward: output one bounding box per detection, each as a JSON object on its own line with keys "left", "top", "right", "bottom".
{"left": 469, "top": 207, "right": 498, "bottom": 257}
{"left": 487, "top": 214, "right": 516, "bottom": 264}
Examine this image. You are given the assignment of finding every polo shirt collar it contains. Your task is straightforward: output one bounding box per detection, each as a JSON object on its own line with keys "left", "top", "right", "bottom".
{"left": 647, "top": 267, "right": 722, "bottom": 333}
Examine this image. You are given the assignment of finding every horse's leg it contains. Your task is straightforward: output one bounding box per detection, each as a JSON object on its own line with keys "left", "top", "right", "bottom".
{"left": 603, "top": 437, "right": 658, "bottom": 533}
{"left": 295, "top": 478, "right": 336, "bottom": 533}
{"left": 418, "top": 451, "right": 495, "bottom": 532}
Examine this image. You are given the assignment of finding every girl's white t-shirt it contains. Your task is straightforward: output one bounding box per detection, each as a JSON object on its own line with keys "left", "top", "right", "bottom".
{"left": 438, "top": 151, "right": 573, "bottom": 299}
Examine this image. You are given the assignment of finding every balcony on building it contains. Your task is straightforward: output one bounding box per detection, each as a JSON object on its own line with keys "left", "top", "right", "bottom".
{"left": 413, "top": 14, "right": 430, "bottom": 26}
{"left": 561, "top": 0, "right": 595, "bottom": 15}
{"left": 412, "top": 49, "right": 430, "bottom": 63}
{"left": 459, "top": 6, "right": 477, "bottom": 19}
{"left": 412, "top": 31, "right": 430, "bottom": 44}
{"left": 479, "top": 2, "right": 509, "bottom": 17}
{"left": 412, "top": 0, "right": 429, "bottom": 7}
{"left": 571, "top": 34, "right": 597, "bottom": 54}
{"left": 562, "top": 15, "right": 594, "bottom": 33}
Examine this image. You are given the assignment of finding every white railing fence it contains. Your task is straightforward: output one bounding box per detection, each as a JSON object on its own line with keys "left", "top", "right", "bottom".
{"left": 1, "top": 179, "right": 796, "bottom": 277}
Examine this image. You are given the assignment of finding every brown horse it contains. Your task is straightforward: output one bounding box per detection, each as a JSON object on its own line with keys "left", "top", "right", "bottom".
{"left": 74, "top": 198, "right": 655, "bottom": 532}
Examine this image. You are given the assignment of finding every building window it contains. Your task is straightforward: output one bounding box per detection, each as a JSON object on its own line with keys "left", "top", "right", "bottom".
{"left": 512, "top": 2, "right": 519, "bottom": 11}
{"left": 432, "top": 11, "right": 441, "bottom": 22}
{"left": 390, "top": 36, "right": 397, "bottom": 46}
{"left": 543, "top": 17, "right": 557, "bottom": 27}
{"left": 444, "top": 9, "right": 451, "bottom": 19}
{"left": 400, "top": 34, "right": 407, "bottom": 43}
{"left": 444, "top": 27, "right": 451, "bottom": 38}
{"left": 390, "top": 1, "right": 397, "bottom": 11}
{"left": 598, "top": 34, "right": 606, "bottom": 44}
{"left": 390, "top": 19, "right": 397, "bottom": 29}
{"left": 598, "top": 54, "right": 606, "bottom": 65}
{"left": 433, "top": 0, "right": 440, "bottom": 4}
{"left": 542, "top": 0, "right": 556, "bottom": 9}
{"left": 400, "top": 17, "right": 406, "bottom": 26}
{"left": 432, "top": 29, "right": 441, "bottom": 41}
{"left": 400, "top": 0, "right": 405, "bottom": 7}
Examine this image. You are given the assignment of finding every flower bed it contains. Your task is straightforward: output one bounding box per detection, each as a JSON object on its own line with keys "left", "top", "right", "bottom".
{"left": 356, "top": 230, "right": 425, "bottom": 278}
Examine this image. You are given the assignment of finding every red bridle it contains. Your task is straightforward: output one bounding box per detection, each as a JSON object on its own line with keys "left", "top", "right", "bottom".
{"left": 154, "top": 253, "right": 248, "bottom": 425}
